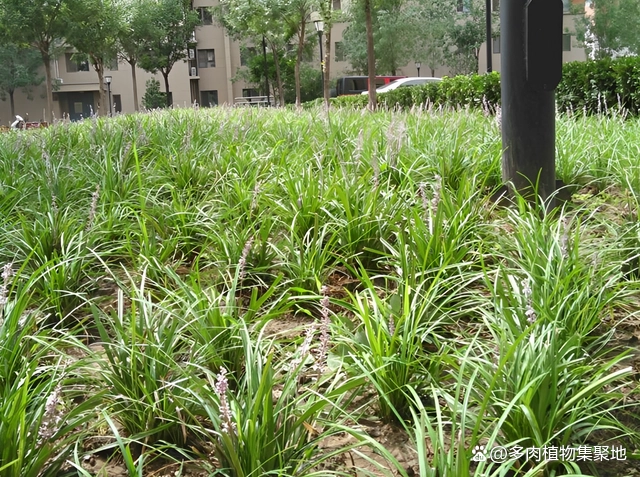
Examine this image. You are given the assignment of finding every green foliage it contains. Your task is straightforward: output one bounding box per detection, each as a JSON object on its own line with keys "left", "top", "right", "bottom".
{"left": 326, "top": 72, "right": 501, "bottom": 112}
{"left": 327, "top": 58, "right": 640, "bottom": 118}
{"left": 342, "top": 0, "right": 422, "bottom": 75}
{"left": 192, "top": 324, "right": 365, "bottom": 477}
{"left": 136, "top": 0, "right": 201, "bottom": 106}
{"left": 0, "top": 273, "right": 101, "bottom": 477}
{"left": 64, "top": 0, "right": 121, "bottom": 80}
{"left": 0, "top": 107, "right": 638, "bottom": 475}
{"left": 92, "top": 277, "right": 197, "bottom": 447}
{"left": 574, "top": 0, "right": 640, "bottom": 58}
{"left": 142, "top": 78, "right": 168, "bottom": 110}
{"left": 0, "top": 43, "right": 43, "bottom": 116}
{"left": 334, "top": 271, "right": 453, "bottom": 423}
{"left": 342, "top": 0, "right": 498, "bottom": 76}
{"left": 0, "top": 0, "right": 75, "bottom": 121}
{"left": 557, "top": 56, "right": 640, "bottom": 116}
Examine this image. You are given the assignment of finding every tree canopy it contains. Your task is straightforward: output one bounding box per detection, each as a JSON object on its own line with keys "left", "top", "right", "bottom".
{"left": 0, "top": 0, "right": 76, "bottom": 122}
{"left": 136, "top": 0, "right": 201, "bottom": 106}
{"left": 342, "top": 0, "right": 498, "bottom": 76}
{"left": 0, "top": 43, "right": 44, "bottom": 117}
{"left": 576, "top": 0, "right": 640, "bottom": 58}
{"left": 65, "top": 0, "right": 122, "bottom": 115}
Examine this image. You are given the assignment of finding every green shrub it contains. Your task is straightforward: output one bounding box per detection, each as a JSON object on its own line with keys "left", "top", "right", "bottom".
{"left": 557, "top": 56, "right": 640, "bottom": 116}
{"left": 142, "top": 78, "right": 168, "bottom": 110}
{"left": 318, "top": 72, "right": 501, "bottom": 112}
{"left": 317, "top": 57, "right": 640, "bottom": 117}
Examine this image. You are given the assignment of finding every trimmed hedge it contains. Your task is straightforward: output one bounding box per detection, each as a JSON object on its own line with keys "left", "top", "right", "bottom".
{"left": 322, "top": 72, "right": 501, "bottom": 112}
{"left": 556, "top": 56, "right": 640, "bottom": 116}
{"left": 307, "top": 56, "right": 640, "bottom": 116}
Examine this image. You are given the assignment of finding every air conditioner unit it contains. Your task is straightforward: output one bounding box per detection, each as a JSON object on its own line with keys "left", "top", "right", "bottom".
{"left": 191, "top": 67, "right": 197, "bottom": 76}
{"left": 189, "top": 49, "right": 195, "bottom": 59}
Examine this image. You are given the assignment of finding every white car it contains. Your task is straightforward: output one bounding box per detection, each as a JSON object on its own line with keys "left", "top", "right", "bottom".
{"left": 361, "top": 77, "right": 442, "bottom": 95}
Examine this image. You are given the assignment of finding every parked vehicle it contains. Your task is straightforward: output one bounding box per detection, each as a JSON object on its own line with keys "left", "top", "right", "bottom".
{"left": 334, "top": 76, "right": 407, "bottom": 96}
{"left": 361, "top": 77, "right": 442, "bottom": 95}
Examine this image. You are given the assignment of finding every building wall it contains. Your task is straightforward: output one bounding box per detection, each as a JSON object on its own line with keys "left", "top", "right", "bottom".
{"left": 477, "top": 13, "right": 587, "bottom": 73}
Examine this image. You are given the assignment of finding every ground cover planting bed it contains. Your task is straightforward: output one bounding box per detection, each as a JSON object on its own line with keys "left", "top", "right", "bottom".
{"left": 1, "top": 106, "right": 640, "bottom": 477}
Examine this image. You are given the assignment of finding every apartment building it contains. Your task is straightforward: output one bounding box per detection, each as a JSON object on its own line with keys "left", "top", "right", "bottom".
{"left": 0, "top": 0, "right": 586, "bottom": 126}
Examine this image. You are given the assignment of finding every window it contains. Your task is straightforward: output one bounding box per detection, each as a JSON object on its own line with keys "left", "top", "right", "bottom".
{"left": 65, "top": 53, "right": 90, "bottom": 73}
{"left": 242, "top": 88, "right": 259, "bottom": 97}
{"left": 107, "top": 58, "right": 119, "bottom": 71}
{"left": 492, "top": 36, "right": 500, "bottom": 54}
{"left": 332, "top": 0, "right": 341, "bottom": 10}
{"left": 198, "top": 49, "right": 215, "bottom": 68}
{"left": 334, "top": 41, "right": 345, "bottom": 62}
{"left": 198, "top": 7, "right": 213, "bottom": 25}
{"left": 201, "top": 90, "right": 218, "bottom": 107}
{"left": 492, "top": 0, "right": 499, "bottom": 11}
{"left": 563, "top": 34, "right": 572, "bottom": 51}
{"left": 398, "top": 80, "right": 423, "bottom": 87}
{"left": 240, "top": 47, "right": 257, "bottom": 67}
{"left": 457, "top": 0, "right": 470, "bottom": 13}
{"left": 113, "top": 94, "right": 122, "bottom": 113}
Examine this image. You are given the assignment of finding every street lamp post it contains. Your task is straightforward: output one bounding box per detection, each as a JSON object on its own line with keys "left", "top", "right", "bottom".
{"left": 314, "top": 19, "right": 324, "bottom": 88}
{"left": 485, "top": 0, "right": 492, "bottom": 72}
{"left": 262, "top": 36, "right": 270, "bottom": 107}
{"left": 415, "top": 61, "right": 421, "bottom": 77}
{"left": 104, "top": 75, "right": 113, "bottom": 116}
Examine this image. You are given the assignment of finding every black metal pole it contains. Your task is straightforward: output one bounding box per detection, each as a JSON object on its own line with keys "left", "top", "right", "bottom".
{"left": 485, "top": 0, "right": 492, "bottom": 73}
{"left": 262, "top": 35, "right": 270, "bottom": 107}
{"left": 318, "top": 30, "right": 324, "bottom": 88}
{"left": 501, "top": 0, "right": 562, "bottom": 207}
{"left": 107, "top": 83, "right": 113, "bottom": 116}
{"left": 417, "top": 66, "right": 421, "bottom": 76}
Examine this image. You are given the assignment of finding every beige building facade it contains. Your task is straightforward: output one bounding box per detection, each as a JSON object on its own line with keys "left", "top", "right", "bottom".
{"left": 0, "top": 1, "right": 586, "bottom": 126}
{"left": 478, "top": 11, "right": 587, "bottom": 73}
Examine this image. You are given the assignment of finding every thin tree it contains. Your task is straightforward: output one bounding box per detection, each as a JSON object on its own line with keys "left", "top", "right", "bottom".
{"left": 0, "top": 0, "right": 74, "bottom": 123}
{"left": 318, "top": 0, "right": 337, "bottom": 109}
{"left": 65, "top": 0, "right": 122, "bottom": 116}
{"left": 364, "top": 0, "right": 376, "bottom": 110}
{"left": 137, "top": 0, "right": 201, "bottom": 107}
{"left": 0, "top": 43, "right": 44, "bottom": 117}
{"left": 214, "top": 1, "right": 288, "bottom": 105}
{"left": 282, "top": 0, "right": 315, "bottom": 108}
{"left": 118, "top": 0, "right": 147, "bottom": 111}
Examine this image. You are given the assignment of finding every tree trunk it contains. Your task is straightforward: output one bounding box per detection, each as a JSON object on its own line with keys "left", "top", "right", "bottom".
{"left": 295, "top": 21, "right": 306, "bottom": 109}
{"left": 270, "top": 44, "right": 285, "bottom": 106}
{"left": 41, "top": 47, "right": 54, "bottom": 124}
{"left": 364, "top": 0, "right": 377, "bottom": 111}
{"left": 162, "top": 70, "right": 171, "bottom": 107}
{"left": 324, "top": 28, "right": 331, "bottom": 109}
{"left": 9, "top": 90, "right": 15, "bottom": 118}
{"left": 93, "top": 60, "right": 107, "bottom": 116}
{"left": 130, "top": 60, "right": 139, "bottom": 111}
{"left": 431, "top": 67, "right": 435, "bottom": 76}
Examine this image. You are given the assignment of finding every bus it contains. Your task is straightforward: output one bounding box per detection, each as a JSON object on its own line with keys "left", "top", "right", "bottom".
{"left": 333, "top": 76, "right": 407, "bottom": 96}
